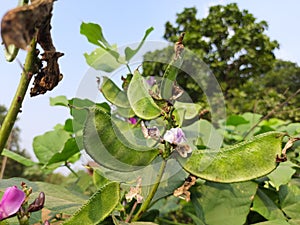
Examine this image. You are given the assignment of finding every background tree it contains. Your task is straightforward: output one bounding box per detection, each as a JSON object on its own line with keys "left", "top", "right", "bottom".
{"left": 0, "top": 105, "right": 28, "bottom": 178}
{"left": 238, "top": 60, "right": 300, "bottom": 121}
{"left": 143, "top": 3, "right": 296, "bottom": 118}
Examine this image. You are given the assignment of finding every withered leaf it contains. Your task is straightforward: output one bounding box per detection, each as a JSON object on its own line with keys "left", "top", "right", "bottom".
{"left": 30, "top": 51, "right": 64, "bottom": 96}
{"left": 1, "top": 0, "right": 54, "bottom": 50}
{"left": 1, "top": 0, "right": 64, "bottom": 97}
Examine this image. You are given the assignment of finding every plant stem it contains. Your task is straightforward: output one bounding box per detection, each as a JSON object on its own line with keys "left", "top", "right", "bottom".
{"left": 131, "top": 159, "right": 167, "bottom": 222}
{"left": 0, "top": 39, "right": 37, "bottom": 155}
{"left": 65, "top": 162, "right": 79, "bottom": 177}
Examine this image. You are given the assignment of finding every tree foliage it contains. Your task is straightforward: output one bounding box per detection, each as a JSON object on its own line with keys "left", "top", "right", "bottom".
{"left": 143, "top": 3, "right": 300, "bottom": 122}
{"left": 228, "top": 60, "right": 300, "bottom": 121}
{"left": 145, "top": 4, "right": 279, "bottom": 95}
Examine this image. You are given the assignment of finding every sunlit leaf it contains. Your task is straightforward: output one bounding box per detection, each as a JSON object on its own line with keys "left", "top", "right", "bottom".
{"left": 80, "top": 22, "right": 121, "bottom": 62}
{"left": 49, "top": 95, "right": 69, "bottom": 107}
{"left": 124, "top": 27, "right": 154, "bottom": 61}
{"left": 1, "top": 149, "right": 36, "bottom": 167}
{"left": 267, "top": 161, "right": 298, "bottom": 189}
{"left": 33, "top": 128, "right": 70, "bottom": 165}
{"left": 84, "top": 47, "right": 121, "bottom": 72}
{"left": 80, "top": 22, "right": 111, "bottom": 48}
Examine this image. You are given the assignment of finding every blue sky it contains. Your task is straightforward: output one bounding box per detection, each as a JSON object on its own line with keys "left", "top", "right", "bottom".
{"left": 0, "top": 0, "right": 299, "bottom": 159}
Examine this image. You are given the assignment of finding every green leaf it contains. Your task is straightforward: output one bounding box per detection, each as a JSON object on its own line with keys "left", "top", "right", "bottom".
{"left": 279, "top": 182, "right": 300, "bottom": 219}
{"left": 174, "top": 101, "right": 202, "bottom": 120}
{"left": 69, "top": 99, "right": 110, "bottom": 132}
{"left": 114, "top": 107, "right": 135, "bottom": 118}
{"left": 83, "top": 106, "right": 159, "bottom": 171}
{"left": 191, "top": 181, "right": 257, "bottom": 225}
{"left": 80, "top": 22, "right": 111, "bottom": 48}
{"left": 100, "top": 76, "right": 130, "bottom": 108}
{"left": 127, "top": 69, "right": 162, "bottom": 120}
{"left": 252, "top": 188, "right": 286, "bottom": 220}
{"left": 235, "top": 112, "right": 263, "bottom": 137}
{"left": 80, "top": 22, "right": 121, "bottom": 62}
{"left": 47, "top": 138, "right": 80, "bottom": 165}
{"left": 124, "top": 27, "right": 154, "bottom": 61}
{"left": 49, "top": 95, "right": 69, "bottom": 107}
{"left": 267, "top": 161, "right": 298, "bottom": 189}
{"left": 251, "top": 220, "right": 290, "bottom": 225}
{"left": 33, "top": 128, "right": 70, "bottom": 165}
{"left": 179, "top": 131, "right": 285, "bottom": 183}
{"left": 182, "top": 119, "right": 223, "bottom": 149}
{"left": 226, "top": 115, "right": 249, "bottom": 126}
{"left": 63, "top": 182, "right": 120, "bottom": 225}
{"left": 2, "top": 149, "right": 36, "bottom": 166}
{"left": 84, "top": 47, "right": 121, "bottom": 72}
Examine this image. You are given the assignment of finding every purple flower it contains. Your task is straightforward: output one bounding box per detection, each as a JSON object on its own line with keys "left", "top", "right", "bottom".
{"left": 146, "top": 76, "right": 156, "bottom": 86}
{"left": 0, "top": 186, "right": 25, "bottom": 220}
{"left": 163, "top": 128, "right": 192, "bottom": 158}
{"left": 163, "top": 128, "right": 186, "bottom": 145}
{"left": 128, "top": 117, "right": 138, "bottom": 125}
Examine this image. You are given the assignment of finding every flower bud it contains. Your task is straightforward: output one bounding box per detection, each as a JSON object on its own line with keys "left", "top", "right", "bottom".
{"left": 27, "top": 192, "right": 45, "bottom": 213}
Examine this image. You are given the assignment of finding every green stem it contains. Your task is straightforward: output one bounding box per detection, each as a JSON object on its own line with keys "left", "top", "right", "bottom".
{"left": 126, "top": 64, "right": 132, "bottom": 74}
{"left": 0, "top": 39, "right": 37, "bottom": 155}
{"left": 131, "top": 159, "right": 167, "bottom": 222}
{"left": 65, "top": 162, "right": 79, "bottom": 177}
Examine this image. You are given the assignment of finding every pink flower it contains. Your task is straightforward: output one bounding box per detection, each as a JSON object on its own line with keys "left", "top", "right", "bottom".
{"left": 128, "top": 117, "right": 138, "bottom": 125}
{"left": 0, "top": 186, "right": 25, "bottom": 220}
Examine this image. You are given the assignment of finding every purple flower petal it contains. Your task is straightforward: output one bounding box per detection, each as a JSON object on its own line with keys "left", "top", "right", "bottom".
{"left": 0, "top": 186, "right": 25, "bottom": 220}
{"left": 128, "top": 117, "right": 138, "bottom": 125}
{"left": 163, "top": 128, "right": 186, "bottom": 144}
{"left": 146, "top": 76, "right": 156, "bottom": 86}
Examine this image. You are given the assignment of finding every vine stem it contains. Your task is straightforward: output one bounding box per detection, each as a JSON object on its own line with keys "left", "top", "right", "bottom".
{"left": 131, "top": 159, "right": 167, "bottom": 222}
{"left": 0, "top": 39, "right": 37, "bottom": 155}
